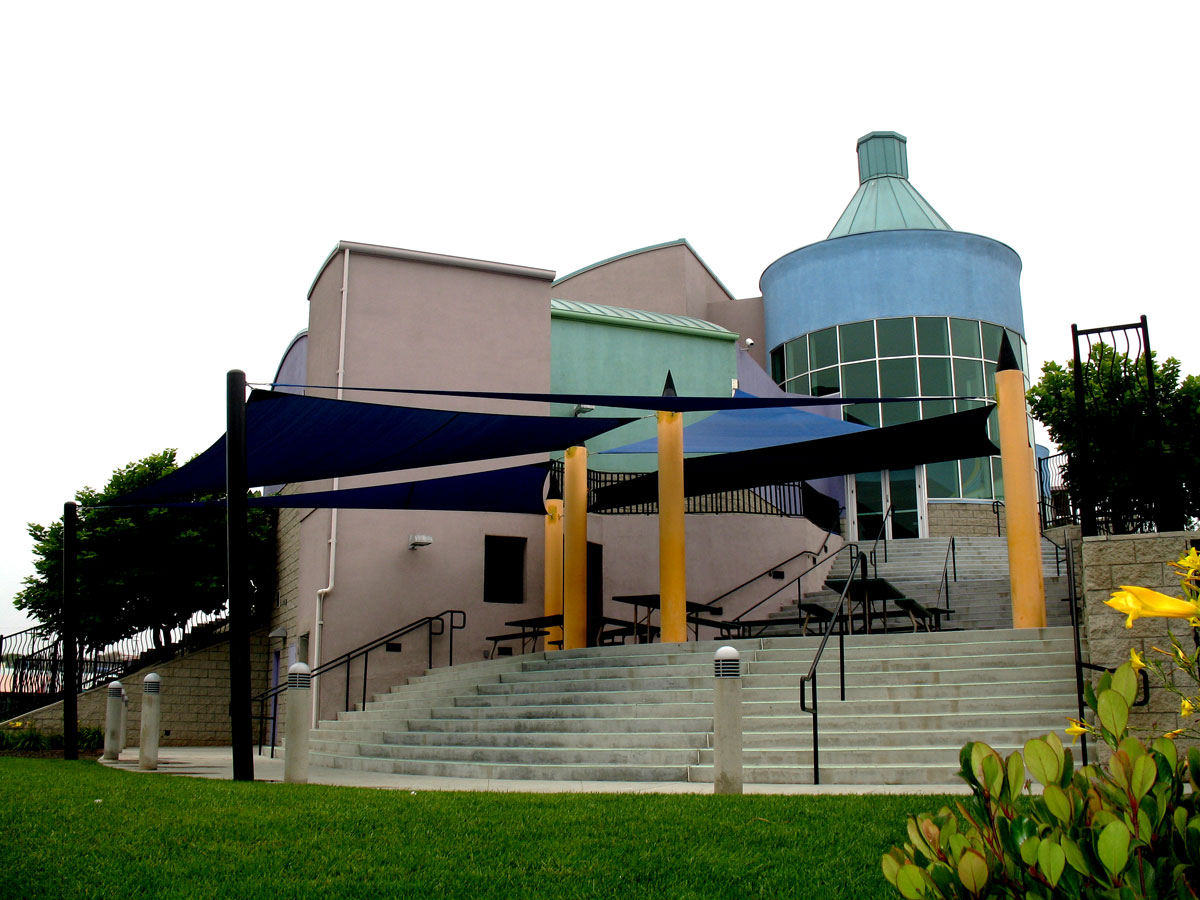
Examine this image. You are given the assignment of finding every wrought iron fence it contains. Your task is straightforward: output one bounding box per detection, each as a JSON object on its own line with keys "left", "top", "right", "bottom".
{"left": 0, "top": 608, "right": 228, "bottom": 720}
{"left": 546, "top": 462, "right": 841, "bottom": 532}
{"left": 1038, "top": 451, "right": 1077, "bottom": 530}
{"left": 1071, "top": 316, "right": 1172, "bottom": 535}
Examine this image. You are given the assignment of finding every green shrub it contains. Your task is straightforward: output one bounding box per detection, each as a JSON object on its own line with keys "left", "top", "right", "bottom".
{"left": 883, "top": 662, "right": 1200, "bottom": 899}
{"left": 78, "top": 726, "right": 104, "bottom": 750}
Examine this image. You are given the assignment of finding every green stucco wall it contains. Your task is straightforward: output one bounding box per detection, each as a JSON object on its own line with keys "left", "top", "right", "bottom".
{"left": 550, "top": 309, "right": 738, "bottom": 472}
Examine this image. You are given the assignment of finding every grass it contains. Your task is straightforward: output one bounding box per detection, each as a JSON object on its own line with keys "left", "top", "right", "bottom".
{"left": 0, "top": 759, "right": 954, "bottom": 900}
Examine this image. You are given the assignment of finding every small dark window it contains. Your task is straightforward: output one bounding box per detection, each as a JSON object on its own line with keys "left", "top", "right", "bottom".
{"left": 484, "top": 535, "right": 526, "bottom": 604}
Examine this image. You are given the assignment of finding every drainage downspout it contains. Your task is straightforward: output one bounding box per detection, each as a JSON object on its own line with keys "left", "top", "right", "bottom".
{"left": 312, "top": 247, "right": 349, "bottom": 726}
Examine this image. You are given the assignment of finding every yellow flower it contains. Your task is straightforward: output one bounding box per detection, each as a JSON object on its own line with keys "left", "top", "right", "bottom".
{"left": 1129, "top": 648, "right": 1147, "bottom": 672}
{"left": 1164, "top": 729, "right": 1186, "bottom": 740}
{"left": 1064, "top": 718, "right": 1092, "bottom": 743}
{"left": 1170, "top": 547, "right": 1200, "bottom": 575}
{"left": 1106, "top": 591, "right": 1144, "bottom": 629}
{"left": 1182, "top": 698, "right": 1195, "bottom": 718}
{"left": 1107, "top": 585, "right": 1200, "bottom": 629}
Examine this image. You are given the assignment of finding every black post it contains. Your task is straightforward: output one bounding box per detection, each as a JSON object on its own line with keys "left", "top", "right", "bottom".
{"left": 1071, "top": 325, "right": 1097, "bottom": 537}
{"left": 227, "top": 370, "right": 253, "bottom": 781}
{"left": 62, "top": 502, "right": 78, "bottom": 761}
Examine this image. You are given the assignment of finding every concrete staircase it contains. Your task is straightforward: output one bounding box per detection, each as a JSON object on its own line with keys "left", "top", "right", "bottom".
{"left": 817, "top": 536, "right": 1074, "bottom": 631}
{"left": 308, "top": 627, "right": 1078, "bottom": 786}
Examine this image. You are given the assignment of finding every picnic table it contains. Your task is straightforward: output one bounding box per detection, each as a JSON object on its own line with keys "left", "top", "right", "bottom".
{"left": 611, "top": 594, "right": 723, "bottom": 642}
{"left": 488, "top": 613, "right": 563, "bottom": 657}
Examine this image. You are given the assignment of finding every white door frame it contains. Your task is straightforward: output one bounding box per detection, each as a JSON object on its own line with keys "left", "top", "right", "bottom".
{"left": 846, "top": 468, "right": 929, "bottom": 541}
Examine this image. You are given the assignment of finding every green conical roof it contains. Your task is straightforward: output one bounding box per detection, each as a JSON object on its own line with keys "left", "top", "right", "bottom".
{"left": 828, "top": 132, "right": 951, "bottom": 238}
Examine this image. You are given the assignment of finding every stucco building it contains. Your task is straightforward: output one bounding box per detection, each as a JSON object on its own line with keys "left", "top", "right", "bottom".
{"left": 268, "top": 131, "right": 1034, "bottom": 721}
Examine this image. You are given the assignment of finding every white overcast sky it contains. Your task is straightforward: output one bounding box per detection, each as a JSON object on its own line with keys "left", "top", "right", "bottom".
{"left": 2, "top": 2, "right": 1196, "bottom": 634}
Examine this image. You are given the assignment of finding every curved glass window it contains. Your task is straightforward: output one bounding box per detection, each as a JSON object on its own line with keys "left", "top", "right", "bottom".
{"left": 768, "top": 315, "right": 1030, "bottom": 501}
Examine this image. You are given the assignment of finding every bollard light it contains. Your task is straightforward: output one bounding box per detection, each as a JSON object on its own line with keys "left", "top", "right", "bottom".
{"left": 284, "top": 662, "right": 312, "bottom": 784}
{"left": 139, "top": 673, "right": 161, "bottom": 771}
{"left": 102, "top": 681, "right": 123, "bottom": 761}
{"left": 712, "top": 646, "right": 743, "bottom": 794}
{"left": 714, "top": 645, "right": 741, "bottom": 678}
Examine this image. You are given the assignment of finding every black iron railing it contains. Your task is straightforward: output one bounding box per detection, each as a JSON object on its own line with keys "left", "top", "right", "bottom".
{"left": 933, "top": 537, "right": 957, "bottom": 615}
{"left": 1061, "top": 537, "right": 1149, "bottom": 766}
{"left": 1038, "top": 452, "right": 1077, "bottom": 530}
{"left": 545, "top": 461, "right": 841, "bottom": 532}
{"left": 691, "top": 531, "right": 838, "bottom": 625}
{"left": 798, "top": 550, "right": 866, "bottom": 785}
{"left": 252, "top": 609, "right": 466, "bottom": 755}
{"left": 0, "top": 611, "right": 228, "bottom": 720}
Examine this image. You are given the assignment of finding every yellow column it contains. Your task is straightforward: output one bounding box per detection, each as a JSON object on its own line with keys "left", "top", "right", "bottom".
{"left": 658, "top": 410, "right": 687, "bottom": 643}
{"left": 563, "top": 446, "right": 588, "bottom": 650}
{"left": 543, "top": 500, "right": 564, "bottom": 650}
{"left": 996, "top": 339, "right": 1046, "bottom": 628}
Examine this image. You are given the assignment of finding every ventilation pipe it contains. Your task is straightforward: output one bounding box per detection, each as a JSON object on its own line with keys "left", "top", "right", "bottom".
{"left": 313, "top": 247, "right": 350, "bottom": 727}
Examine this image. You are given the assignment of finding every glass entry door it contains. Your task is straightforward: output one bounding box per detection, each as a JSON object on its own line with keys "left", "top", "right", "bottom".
{"left": 848, "top": 468, "right": 926, "bottom": 541}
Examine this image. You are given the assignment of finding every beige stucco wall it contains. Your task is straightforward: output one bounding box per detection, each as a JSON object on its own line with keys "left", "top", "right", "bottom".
{"left": 554, "top": 242, "right": 734, "bottom": 323}
{"left": 300, "top": 247, "right": 556, "bottom": 723}
{"left": 705, "top": 296, "right": 766, "bottom": 370}
{"left": 12, "top": 630, "right": 270, "bottom": 746}
{"left": 1081, "top": 531, "right": 1199, "bottom": 750}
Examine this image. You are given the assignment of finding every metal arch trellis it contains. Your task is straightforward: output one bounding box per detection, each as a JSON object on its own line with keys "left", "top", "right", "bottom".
{"left": 1071, "top": 315, "right": 1161, "bottom": 536}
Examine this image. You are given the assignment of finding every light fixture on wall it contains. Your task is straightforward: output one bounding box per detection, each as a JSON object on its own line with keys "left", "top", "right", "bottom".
{"left": 408, "top": 534, "right": 434, "bottom": 550}
{"left": 744, "top": 337, "right": 755, "bottom": 347}
{"left": 573, "top": 404, "right": 595, "bottom": 417}
{"left": 268, "top": 626, "right": 287, "bottom": 640}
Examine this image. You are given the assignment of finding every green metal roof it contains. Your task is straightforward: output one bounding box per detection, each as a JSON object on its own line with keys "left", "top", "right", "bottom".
{"left": 828, "top": 132, "right": 951, "bottom": 238}
{"left": 550, "top": 298, "right": 736, "bottom": 341}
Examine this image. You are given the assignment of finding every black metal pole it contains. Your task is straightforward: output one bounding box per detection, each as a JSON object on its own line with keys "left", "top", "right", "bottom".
{"left": 226, "top": 370, "right": 253, "bottom": 781}
{"left": 62, "top": 501, "right": 78, "bottom": 761}
{"left": 1071, "top": 324, "right": 1097, "bottom": 537}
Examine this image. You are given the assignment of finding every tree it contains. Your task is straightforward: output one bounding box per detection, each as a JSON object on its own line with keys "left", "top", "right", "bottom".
{"left": 1027, "top": 344, "right": 1199, "bottom": 533}
{"left": 14, "top": 450, "right": 276, "bottom": 649}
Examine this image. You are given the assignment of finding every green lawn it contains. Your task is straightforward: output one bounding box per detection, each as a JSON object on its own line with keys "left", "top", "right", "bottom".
{"left": 0, "top": 759, "right": 950, "bottom": 899}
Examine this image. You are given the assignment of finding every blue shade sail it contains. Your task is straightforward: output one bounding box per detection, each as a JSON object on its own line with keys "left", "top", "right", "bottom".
{"left": 113, "top": 390, "right": 634, "bottom": 503}
{"left": 602, "top": 393, "right": 870, "bottom": 455}
{"left": 247, "top": 464, "right": 552, "bottom": 514}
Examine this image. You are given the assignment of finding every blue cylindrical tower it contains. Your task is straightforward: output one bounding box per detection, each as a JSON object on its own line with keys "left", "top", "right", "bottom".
{"left": 761, "top": 132, "right": 1030, "bottom": 539}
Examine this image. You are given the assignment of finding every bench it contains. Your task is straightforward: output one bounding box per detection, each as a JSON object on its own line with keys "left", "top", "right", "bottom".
{"left": 486, "top": 630, "right": 550, "bottom": 658}
{"left": 597, "top": 616, "right": 659, "bottom": 645}
{"left": 891, "top": 598, "right": 952, "bottom": 633}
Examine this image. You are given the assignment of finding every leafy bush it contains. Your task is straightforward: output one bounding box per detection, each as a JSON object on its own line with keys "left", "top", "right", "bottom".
{"left": 883, "top": 661, "right": 1200, "bottom": 898}
{"left": 78, "top": 726, "right": 103, "bottom": 750}
{"left": 884, "top": 548, "right": 1200, "bottom": 898}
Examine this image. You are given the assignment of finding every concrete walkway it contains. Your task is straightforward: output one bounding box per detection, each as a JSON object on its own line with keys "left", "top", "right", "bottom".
{"left": 98, "top": 746, "right": 968, "bottom": 795}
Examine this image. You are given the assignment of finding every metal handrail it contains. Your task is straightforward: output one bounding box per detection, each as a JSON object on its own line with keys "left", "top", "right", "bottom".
{"left": 720, "top": 542, "right": 863, "bottom": 633}
{"left": 700, "top": 530, "right": 836, "bottom": 615}
{"left": 866, "top": 503, "right": 894, "bottom": 578}
{"left": 992, "top": 499, "right": 1005, "bottom": 536}
{"left": 252, "top": 609, "right": 466, "bottom": 755}
{"left": 1041, "top": 532, "right": 1066, "bottom": 578}
{"left": 798, "top": 550, "right": 866, "bottom": 785}
{"left": 933, "top": 537, "right": 957, "bottom": 614}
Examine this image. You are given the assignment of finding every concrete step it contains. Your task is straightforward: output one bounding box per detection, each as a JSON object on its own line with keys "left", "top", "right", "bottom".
{"left": 307, "top": 626, "right": 1081, "bottom": 785}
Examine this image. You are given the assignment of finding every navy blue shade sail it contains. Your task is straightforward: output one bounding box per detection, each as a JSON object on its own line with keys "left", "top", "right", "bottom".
{"left": 248, "top": 464, "right": 553, "bottom": 514}
{"left": 602, "top": 393, "right": 870, "bottom": 454}
{"left": 590, "top": 406, "right": 998, "bottom": 511}
{"left": 268, "top": 384, "right": 938, "bottom": 411}
{"left": 112, "top": 390, "right": 636, "bottom": 504}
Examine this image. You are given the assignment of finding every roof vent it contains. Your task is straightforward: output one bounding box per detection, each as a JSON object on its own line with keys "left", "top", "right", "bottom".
{"left": 857, "top": 131, "right": 908, "bottom": 183}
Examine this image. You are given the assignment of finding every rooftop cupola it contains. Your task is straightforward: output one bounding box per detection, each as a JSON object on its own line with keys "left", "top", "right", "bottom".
{"left": 828, "top": 131, "right": 951, "bottom": 238}
{"left": 857, "top": 131, "right": 908, "bottom": 181}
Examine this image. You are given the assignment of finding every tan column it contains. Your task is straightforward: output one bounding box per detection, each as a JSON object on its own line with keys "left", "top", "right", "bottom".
{"left": 543, "top": 499, "right": 564, "bottom": 650}
{"left": 996, "top": 336, "right": 1046, "bottom": 628}
{"left": 658, "top": 410, "right": 687, "bottom": 643}
{"left": 563, "top": 446, "right": 588, "bottom": 650}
